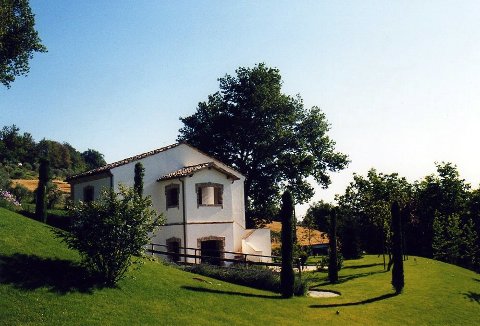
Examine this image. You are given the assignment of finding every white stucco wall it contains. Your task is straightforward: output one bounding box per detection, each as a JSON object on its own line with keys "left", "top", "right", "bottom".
{"left": 157, "top": 180, "right": 183, "bottom": 225}
{"left": 109, "top": 144, "right": 245, "bottom": 222}
{"left": 183, "top": 169, "right": 235, "bottom": 223}
{"left": 71, "top": 175, "right": 111, "bottom": 202}
{"left": 242, "top": 229, "right": 272, "bottom": 262}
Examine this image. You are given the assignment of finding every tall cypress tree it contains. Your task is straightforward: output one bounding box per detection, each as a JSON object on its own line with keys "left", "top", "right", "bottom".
{"left": 134, "top": 162, "right": 145, "bottom": 196}
{"left": 280, "top": 190, "right": 295, "bottom": 298}
{"left": 35, "top": 158, "right": 49, "bottom": 222}
{"left": 328, "top": 208, "right": 339, "bottom": 283}
{"left": 391, "top": 201, "right": 405, "bottom": 293}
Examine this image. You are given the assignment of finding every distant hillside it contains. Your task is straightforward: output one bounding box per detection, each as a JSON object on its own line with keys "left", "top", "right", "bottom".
{"left": 11, "top": 179, "right": 70, "bottom": 193}
{"left": 0, "top": 124, "right": 106, "bottom": 180}
{"left": 265, "top": 221, "right": 329, "bottom": 249}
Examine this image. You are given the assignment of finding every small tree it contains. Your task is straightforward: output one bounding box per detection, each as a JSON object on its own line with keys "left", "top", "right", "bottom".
{"left": 35, "top": 158, "right": 49, "bottom": 222}
{"left": 280, "top": 190, "right": 295, "bottom": 298}
{"left": 134, "top": 162, "right": 145, "bottom": 196}
{"left": 57, "top": 186, "right": 163, "bottom": 286}
{"left": 328, "top": 208, "right": 339, "bottom": 283}
{"left": 391, "top": 201, "right": 404, "bottom": 293}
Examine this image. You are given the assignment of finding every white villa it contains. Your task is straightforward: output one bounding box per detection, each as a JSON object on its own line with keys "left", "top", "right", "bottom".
{"left": 67, "top": 143, "right": 271, "bottom": 265}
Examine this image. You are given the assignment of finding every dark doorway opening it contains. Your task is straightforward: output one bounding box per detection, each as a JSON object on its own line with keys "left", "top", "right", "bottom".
{"left": 167, "top": 239, "right": 181, "bottom": 263}
{"left": 201, "top": 240, "right": 222, "bottom": 266}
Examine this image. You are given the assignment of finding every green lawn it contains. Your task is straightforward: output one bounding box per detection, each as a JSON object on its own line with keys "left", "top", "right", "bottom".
{"left": 1, "top": 207, "right": 479, "bottom": 325}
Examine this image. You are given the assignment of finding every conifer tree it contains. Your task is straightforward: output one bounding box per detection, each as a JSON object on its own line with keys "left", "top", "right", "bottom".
{"left": 35, "top": 158, "right": 49, "bottom": 222}
{"left": 280, "top": 190, "right": 295, "bottom": 298}
{"left": 134, "top": 162, "right": 145, "bottom": 196}
{"left": 328, "top": 208, "right": 339, "bottom": 283}
{"left": 391, "top": 201, "right": 404, "bottom": 293}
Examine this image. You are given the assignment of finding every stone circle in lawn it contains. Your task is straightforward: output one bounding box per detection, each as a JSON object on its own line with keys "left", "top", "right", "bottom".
{"left": 307, "top": 290, "right": 340, "bottom": 298}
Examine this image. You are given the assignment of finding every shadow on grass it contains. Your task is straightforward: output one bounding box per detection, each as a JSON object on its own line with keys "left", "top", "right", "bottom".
{"left": 310, "top": 292, "right": 398, "bottom": 308}
{"left": 342, "top": 263, "right": 384, "bottom": 270}
{"left": 0, "top": 253, "right": 104, "bottom": 294}
{"left": 309, "top": 270, "right": 387, "bottom": 287}
{"left": 464, "top": 292, "right": 480, "bottom": 304}
{"left": 181, "top": 285, "right": 282, "bottom": 299}
{"left": 18, "top": 210, "right": 72, "bottom": 231}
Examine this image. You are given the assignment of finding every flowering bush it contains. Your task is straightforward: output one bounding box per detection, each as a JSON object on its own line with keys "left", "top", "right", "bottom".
{"left": 0, "top": 189, "right": 21, "bottom": 210}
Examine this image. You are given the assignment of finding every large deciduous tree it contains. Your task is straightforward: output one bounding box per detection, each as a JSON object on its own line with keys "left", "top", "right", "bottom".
{"left": 1, "top": 0, "right": 47, "bottom": 87}
{"left": 178, "top": 63, "right": 348, "bottom": 227}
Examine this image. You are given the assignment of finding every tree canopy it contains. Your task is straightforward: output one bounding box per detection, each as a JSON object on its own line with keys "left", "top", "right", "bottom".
{"left": 178, "top": 63, "right": 349, "bottom": 227}
{"left": 0, "top": 124, "right": 105, "bottom": 179}
{"left": 0, "top": 0, "right": 47, "bottom": 87}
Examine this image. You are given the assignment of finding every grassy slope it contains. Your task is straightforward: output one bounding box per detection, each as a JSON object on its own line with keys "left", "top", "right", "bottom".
{"left": 1, "top": 207, "right": 479, "bottom": 326}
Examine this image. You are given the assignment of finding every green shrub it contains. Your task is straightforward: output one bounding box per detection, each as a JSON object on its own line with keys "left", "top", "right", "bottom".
{"left": 56, "top": 186, "right": 163, "bottom": 285}
{"left": 183, "top": 263, "right": 307, "bottom": 296}
{"left": 315, "top": 254, "right": 343, "bottom": 272}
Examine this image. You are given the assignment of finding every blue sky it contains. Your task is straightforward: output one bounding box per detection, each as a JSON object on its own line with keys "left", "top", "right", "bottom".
{"left": 1, "top": 1, "right": 479, "bottom": 216}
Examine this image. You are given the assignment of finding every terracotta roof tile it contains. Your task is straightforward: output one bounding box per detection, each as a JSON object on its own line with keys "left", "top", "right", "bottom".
{"left": 157, "top": 162, "right": 240, "bottom": 181}
{"left": 67, "top": 143, "right": 180, "bottom": 181}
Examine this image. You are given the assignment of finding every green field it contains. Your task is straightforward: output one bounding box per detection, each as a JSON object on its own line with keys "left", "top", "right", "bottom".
{"left": 1, "top": 207, "right": 479, "bottom": 325}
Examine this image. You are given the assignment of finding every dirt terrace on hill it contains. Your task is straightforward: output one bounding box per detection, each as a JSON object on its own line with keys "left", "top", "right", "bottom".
{"left": 12, "top": 179, "right": 71, "bottom": 193}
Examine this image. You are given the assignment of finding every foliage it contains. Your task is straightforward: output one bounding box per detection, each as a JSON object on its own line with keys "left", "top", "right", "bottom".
{"left": 81, "top": 149, "right": 106, "bottom": 171}
{"left": 391, "top": 201, "right": 404, "bottom": 294}
{"left": 183, "top": 263, "right": 307, "bottom": 296}
{"left": 336, "top": 169, "right": 412, "bottom": 256}
{"left": 45, "top": 182, "right": 62, "bottom": 209}
{"left": 280, "top": 190, "right": 295, "bottom": 298}
{"left": 35, "top": 158, "right": 49, "bottom": 222}
{"left": 313, "top": 254, "right": 344, "bottom": 272}
{"left": 0, "top": 164, "right": 12, "bottom": 189}
{"left": 328, "top": 209, "right": 339, "bottom": 283}
{"left": 303, "top": 200, "right": 334, "bottom": 232}
{"left": 411, "top": 162, "right": 471, "bottom": 258}
{"left": 9, "top": 183, "right": 33, "bottom": 203}
{"left": 0, "top": 125, "right": 36, "bottom": 165}
{"left": 0, "top": 125, "right": 105, "bottom": 178}
{"left": 56, "top": 186, "right": 163, "bottom": 285}
{"left": 178, "top": 63, "right": 349, "bottom": 227}
{"left": 134, "top": 162, "right": 145, "bottom": 196}
{"left": 0, "top": 0, "right": 47, "bottom": 87}
{"left": 432, "top": 213, "right": 478, "bottom": 270}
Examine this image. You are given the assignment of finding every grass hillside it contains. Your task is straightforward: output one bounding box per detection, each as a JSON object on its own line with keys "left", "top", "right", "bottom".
{"left": 11, "top": 179, "right": 71, "bottom": 193}
{"left": 1, "top": 207, "right": 479, "bottom": 325}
